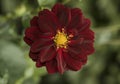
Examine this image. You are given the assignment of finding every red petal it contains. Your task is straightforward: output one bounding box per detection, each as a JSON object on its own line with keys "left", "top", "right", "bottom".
{"left": 80, "top": 41, "right": 95, "bottom": 55}
{"left": 40, "top": 46, "right": 56, "bottom": 62}
{"left": 52, "top": 3, "right": 71, "bottom": 27}
{"left": 30, "top": 39, "right": 54, "bottom": 53}
{"left": 38, "top": 9, "right": 60, "bottom": 33}
{"left": 79, "top": 29, "right": 94, "bottom": 40}
{"left": 24, "top": 36, "right": 33, "bottom": 46}
{"left": 78, "top": 18, "right": 91, "bottom": 32}
{"left": 68, "top": 44, "right": 87, "bottom": 60}
{"left": 24, "top": 27, "right": 40, "bottom": 41}
{"left": 68, "top": 43, "right": 83, "bottom": 55}
{"left": 38, "top": 32, "right": 54, "bottom": 39}
{"left": 46, "top": 59, "right": 58, "bottom": 74}
{"left": 63, "top": 52, "right": 82, "bottom": 71}
{"left": 30, "top": 16, "right": 39, "bottom": 27}
{"left": 69, "top": 39, "right": 94, "bottom": 56}
{"left": 80, "top": 56, "right": 87, "bottom": 65}
{"left": 56, "top": 49, "right": 66, "bottom": 74}
{"left": 78, "top": 30, "right": 95, "bottom": 55}
{"left": 36, "top": 61, "right": 43, "bottom": 67}
{"left": 68, "top": 43, "right": 89, "bottom": 65}
{"left": 29, "top": 51, "right": 38, "bottom": 61}
{"left": 36, "top": 60, "right": 45, "bottom": 67}
{"left": 68, "top": 19, "right": 91, "bottom": 36}
{"left": 67, "top": 8, "right": 83, "bottom": 30}
{"left": 69, "top": 37, "right": 84, "bottom": 46}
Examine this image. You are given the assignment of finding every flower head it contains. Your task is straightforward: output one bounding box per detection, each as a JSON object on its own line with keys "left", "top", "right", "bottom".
{"left": 24, "top": 3, "right": 95, "bottom": 74}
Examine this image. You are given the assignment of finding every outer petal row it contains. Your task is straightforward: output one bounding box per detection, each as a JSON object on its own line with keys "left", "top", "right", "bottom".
{"left": 52, "top": 3, "right": 71, "bottom": 28}
{"left": 38, "top": 9, "right": 60, "bottom": 34}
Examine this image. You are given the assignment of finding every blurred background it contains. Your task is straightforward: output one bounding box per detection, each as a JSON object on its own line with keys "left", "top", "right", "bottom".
{"left": 0, "top": 0, "right": 120, "bottom": 84}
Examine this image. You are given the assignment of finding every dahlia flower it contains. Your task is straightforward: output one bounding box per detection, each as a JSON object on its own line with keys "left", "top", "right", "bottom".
{"left": 24, "top": 3, "right": 94, "bottom": 74}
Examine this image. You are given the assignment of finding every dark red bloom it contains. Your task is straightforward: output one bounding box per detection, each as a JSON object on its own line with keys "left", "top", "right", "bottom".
{"left": 24, "top": 3, "right": 94, "bottom": 74}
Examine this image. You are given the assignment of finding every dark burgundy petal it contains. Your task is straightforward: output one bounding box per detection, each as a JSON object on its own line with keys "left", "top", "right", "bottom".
{"left": 67, "top": 8, "right": 83, "bottom": 30}
{"left": 68, "top": 43, "right": 83, "bottom": 55}
{"left": 78, "top": 18, "right": 91, "bottom": 32}
{"left": 38, "top": 32, "right": 54, "bottom": 39}
{"left": 36, "top": 59, "right": 45, "bottom": 67}
{"left": 68, "top": 18, "right": 91, "bottom": 36}
{"left": 52, "top": 3, "right": 71, "bottom": 27}
{"left": 80, "top": 41, "right": 95, "bottom": 55}
{"left": 68, "top": 53, "right": 87, "bottom": 65}
{"left": 24, "top": 27, "right": 40, "bottom": 41}
{"left": 69, "top": 37, "right": 84, "bottom": 46}
{"left": 38, "top": 9, "right": 60, "bottom": 33}
{"left": 69, "top": 38, "right": 94, "bottom": 56}
{"left": 67, "top": 44, "right": 87, "bottom": 60}
{"left": 30, "top": 16, "right": 39, "bottom": 26}
{"left": 80, "top": 56, "right": 87, "bottom": 65}
{"left": 79, "top": 29, "right": 94, "bottom": 40}
{"left": 40, "top": 46, "right": 56, "bottom": 62}
{"left": 36, "top": 61, "right": 43, "bottom": 67}
{"left": 46, "top": 59, "right": 58, "bottom": 74}
{"left": 56, "top": 49, "right": 66, "bottom": 74}
{"left": 29, "top": 51, "right": 38, "bottom": 61}
{"left": 63, "top": 52, "right": 82, "bottom": 71}
{"left": 69, "top": 48, "right": 88, "bottom": 65}
{"left": 77, "top": 28, "right": 94, "bottom": 55}
{"left": 30, "top": 39, "right": 54, "bottom": 53}
{"left": 24, "top": 37, "right": 33, "bottom": 46}
{"left": 69, "top": 28, "right": 94, "bottom": 45}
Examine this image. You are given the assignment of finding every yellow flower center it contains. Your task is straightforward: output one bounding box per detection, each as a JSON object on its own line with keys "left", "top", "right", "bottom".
{"left": 54, "top": 29, "right": 68, "bottom": 48}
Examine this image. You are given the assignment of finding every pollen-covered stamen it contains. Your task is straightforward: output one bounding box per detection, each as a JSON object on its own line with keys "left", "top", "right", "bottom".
{"left": 53, "top": 28, "right": 74, "bottom": 49}
{"left": 54, "top": 28, "right": 68, "bottom": 48}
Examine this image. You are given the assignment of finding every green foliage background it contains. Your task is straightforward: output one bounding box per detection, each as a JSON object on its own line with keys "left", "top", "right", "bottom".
{"left": 0, "top": 0, "right": 120, "bottom": 84}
